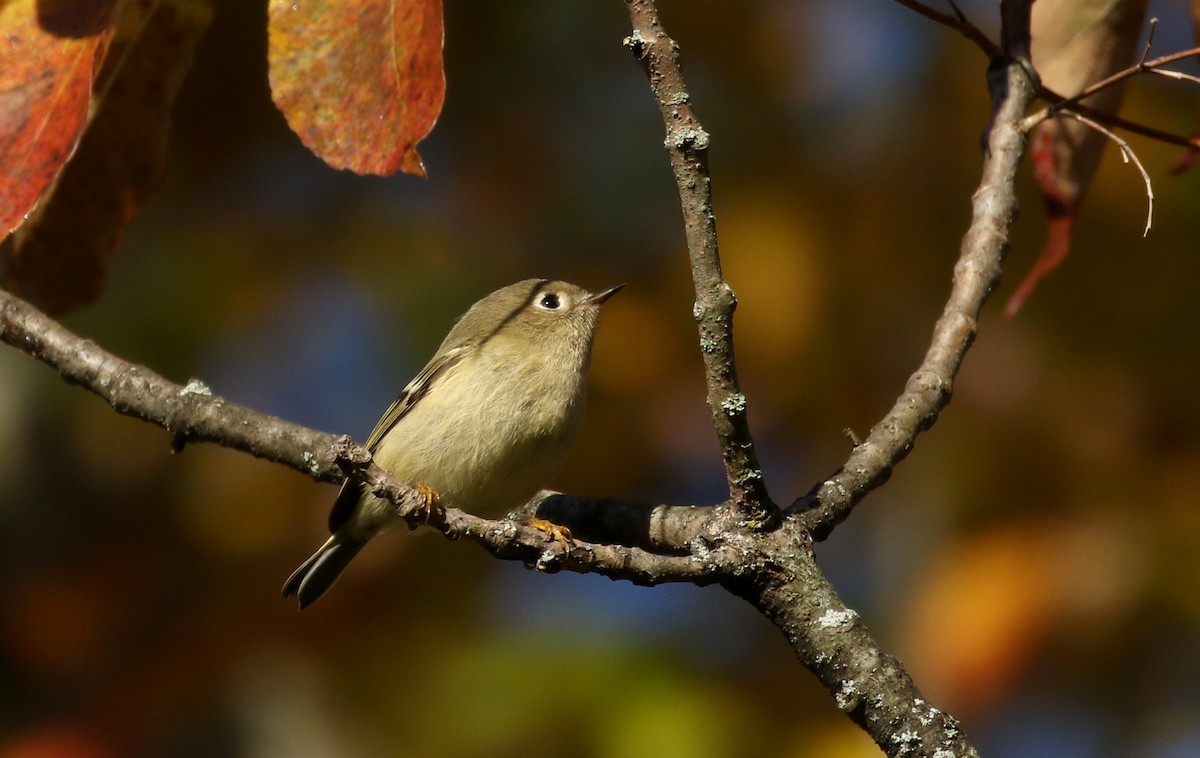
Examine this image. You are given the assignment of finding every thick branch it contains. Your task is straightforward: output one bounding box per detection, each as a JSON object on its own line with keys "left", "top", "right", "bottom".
{"left": 623, "top": 0, "right": 776, "bottom": 529}
{"left": 619, "top": 2, "right": 987, "bottom": 754}
{"left": 514, "top": 493, "right": 712, "bottom": 553}
{"left": 797, "top": 3, "right": 1038, "bottom": 538}
{"left": 728, "top": 544, "right": 977, "bottom": 757}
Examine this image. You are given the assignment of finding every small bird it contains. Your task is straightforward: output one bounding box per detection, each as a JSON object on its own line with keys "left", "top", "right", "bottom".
{"left": 283, "top": 278, "right": 622, "bottom": 608}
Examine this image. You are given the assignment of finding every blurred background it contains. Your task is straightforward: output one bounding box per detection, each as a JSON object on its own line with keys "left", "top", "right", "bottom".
{"left": 3, "top": 0, "right": 1200, "bottom": 755}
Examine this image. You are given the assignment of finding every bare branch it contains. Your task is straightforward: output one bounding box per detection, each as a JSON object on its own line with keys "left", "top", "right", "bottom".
{"left": 999, "top": 0, "right": 1033, "bottom": 64}
{"left": 891, "top": 0, "right": 999, "bottom": 58}
{"left": 622, "top": 0, "right": 776, "bottom": 528}
{"left": 729, "top": 548, "right": 978, "bottom": 757}
{"left": 442, "top": 505, "right": 719, "bottom": 586}
{"left": 1138, "top": 17, "right": 1158, "bottom": 67}
{"left": 618, "top": 2, "right": 985, "bottom": 753}
{"left": 0, "top": 285, "right": 344, "bottom": 479}
{"left": 1028, "top": 45, "right": 1200, "bottom": 127}
{"left": 1048, "top": 98, "right": 1200, "bottom": 151}
{"left": 1060, "top": 110, "right": 1154, "bottom": 237}
{"left": 1148, "top": 67, "right": 1200, "bottom": 87}
{"left": 1017, "top": 41, "right": 1200, "bottom": 154}
{"left": 0, "top": 285, "right": 715, "bottom": 582}
{"left": 798, "top": 0, "right": 1039, "bottom": 538}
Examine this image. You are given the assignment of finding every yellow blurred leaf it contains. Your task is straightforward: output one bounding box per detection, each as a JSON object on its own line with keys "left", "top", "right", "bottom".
{"left": 901, "top": 525, "right": 1057, "bottom": 716}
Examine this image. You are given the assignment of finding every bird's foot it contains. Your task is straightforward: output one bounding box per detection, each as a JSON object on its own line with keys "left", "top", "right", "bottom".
{"left": 409, "top": 483, "right": 443, "bottom": 524}
{"left": 524, "top": 517, "right": 574, "bottom": 548}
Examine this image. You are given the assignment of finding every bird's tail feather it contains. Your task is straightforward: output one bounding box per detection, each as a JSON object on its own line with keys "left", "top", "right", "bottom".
{"left": 282, "top": 535, "right": 368, "bottom": 609}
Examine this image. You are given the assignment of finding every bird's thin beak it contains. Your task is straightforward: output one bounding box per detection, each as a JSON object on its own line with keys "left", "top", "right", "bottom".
{"left": 586, "top": 283, "right": 625, "bottom": 305}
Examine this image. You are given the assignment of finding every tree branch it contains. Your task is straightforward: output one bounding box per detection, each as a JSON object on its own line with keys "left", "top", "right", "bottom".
{"left": 797, "top": 1, "right": 1038, "bottom": 538}
{"left": 1058, "top": 110, "right": 1154, "bottom": 237}
{"left": 0, "top": 285, "right": 717, "bottom": 584}
{"left": 620, "top": 1, "right": 987, "bottom": 753}
{"left": 891, "top": 0, "right": 999, "bottom": 58}
{"left": 728, "top": 544, "right": 978, "bottom": 757}
{"left": 896, "top": 1, "right": 1200, "bottom": 153}
{"left": 0, "top": 2, "right": 1042, "bottom": 752}
{"left": 0, "top": 286, "right": 342, "bottom": 478}
{"left": 622, "top": 0, "right": 776, "bottom": 529}
{"left": 1042, "top": 45, "right": 1200, "bottom": 120}
{"left": 1046, "top": 96, "right": 1200, "bottom": 151}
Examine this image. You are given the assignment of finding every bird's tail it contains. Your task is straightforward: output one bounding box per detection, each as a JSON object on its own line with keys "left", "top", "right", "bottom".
{"left": 282, "top": 534, "right": 368, "bottom": 609}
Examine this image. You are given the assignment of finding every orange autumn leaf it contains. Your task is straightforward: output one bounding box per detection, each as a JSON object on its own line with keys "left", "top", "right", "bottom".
{"left": 0, "top": 0, "right": 117, "bottom": 238}
{"left": 267, "top": 0, "right": 446, "bottom": 178}
{"left": 899, "top": 525, "right": 1059, "bottom": 717}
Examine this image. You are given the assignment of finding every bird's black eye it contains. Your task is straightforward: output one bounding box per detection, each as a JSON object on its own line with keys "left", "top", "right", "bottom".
{"left": 538, "top": 292, "right": 561, "bottom": 310}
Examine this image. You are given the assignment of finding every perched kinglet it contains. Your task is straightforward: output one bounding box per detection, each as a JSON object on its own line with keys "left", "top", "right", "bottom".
{"left": 283, "top": 278, "right": 622, "bottom": 608}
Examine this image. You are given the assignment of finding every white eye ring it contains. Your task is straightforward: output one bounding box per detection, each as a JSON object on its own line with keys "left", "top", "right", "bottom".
{"left": 537, "top": 292, "right": 562, "bottom": 310}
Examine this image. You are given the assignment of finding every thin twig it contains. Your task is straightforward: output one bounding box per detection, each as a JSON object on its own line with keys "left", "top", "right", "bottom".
{"left": 622, "top": 0, "right": 776, "bottom": 529}
{"left": 891, "top": 0, "right": 999, "bottom": 57}
{"left": 1061, "top": 110, "right": 1155, "bottom": 237}
{"left": 1148, "top": 68, "right": 1200, "bottom": 86}
{"left": 1033, "top": 45, "right": 1200, "bottom": 122}
{"left": 946, "top": 0, "right": 968, "bottom": 24}
{"left": 1054, "top": 97, "right": 1200, "bottom": 150}
{"left": 1137, "top": 18, "right": 1158, "bottom": 67}
{"left": 798, "top": 0, "right": 1039, "bottom": 538}
{"left": 1021, "top": 43, "right": 1200, "bottom": 153}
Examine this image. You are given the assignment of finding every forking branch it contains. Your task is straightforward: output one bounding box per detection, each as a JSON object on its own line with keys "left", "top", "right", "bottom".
{"left": 0, "top": 0, "right": 1066, "bottom": 753}
{"left": 894, "top": 2, "right": 1200, "bottom": 154}
{"left": 1029, "top": 37, "right": 1200, "bottom": 121}
{"left": 799, "top": 1, "right": 1039, "bottom": 537}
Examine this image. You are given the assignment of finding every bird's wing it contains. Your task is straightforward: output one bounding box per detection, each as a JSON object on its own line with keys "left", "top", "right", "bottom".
{"left": 364, "top": 345, "right": 470, "bottom": 450}
{"left": 327, "top": 346, "right": 471, "bottom": 533}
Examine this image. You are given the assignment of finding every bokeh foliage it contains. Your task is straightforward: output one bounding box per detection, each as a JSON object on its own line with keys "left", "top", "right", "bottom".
{"left": 1, "top": 1, "right": 1199, "bottom": 756}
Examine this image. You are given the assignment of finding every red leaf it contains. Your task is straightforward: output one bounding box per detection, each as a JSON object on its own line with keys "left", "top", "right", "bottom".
{"left": 0, "top": 0, "right": 117, "bottom": 237}
{"left": 1, "top": 0, "right": 214, "bottom": 314}
{"left": 1006, "top": 128, "right": 1077, "bottom": 318}
{"left": 1007, "top": 0, "right": 1148, "bottom": 317}
{"left": 1168, "top": 121, "right": 1200, "bottom": 175}
{"left": 267, "top": 0, "right": 446, "bottom": 177}
{"left": 1169, "top": 0, "right": 1200, "bottom": 174}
